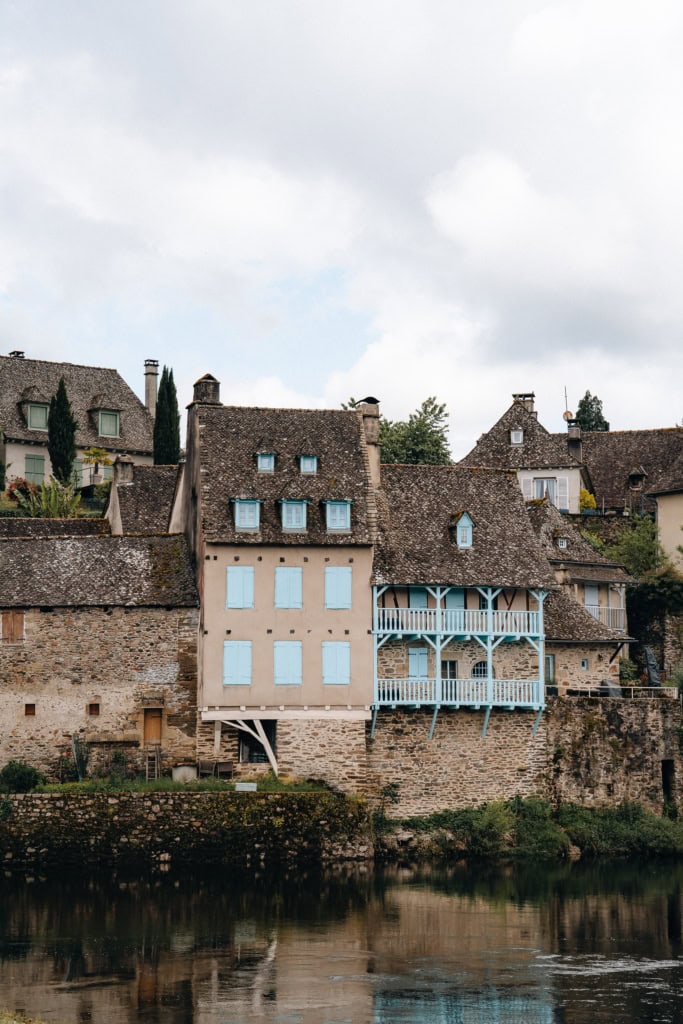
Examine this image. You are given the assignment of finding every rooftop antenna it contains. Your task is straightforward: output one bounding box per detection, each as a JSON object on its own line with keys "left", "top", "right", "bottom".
{"left": 562, "top": 385, "right": 573, "bottom": 423}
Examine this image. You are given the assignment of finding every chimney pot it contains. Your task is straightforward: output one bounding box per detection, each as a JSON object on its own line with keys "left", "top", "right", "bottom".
{"left": 144, "top": 359, "right": 159, "bottom": 419}
{"left": 358, "top": 398, "right": 380, "bottom": 487}
{"left": 9, "top": 350, "right": 25, "bottom": 359}
{"left": 192, "top": 374, "right": 221, "bottom": 405}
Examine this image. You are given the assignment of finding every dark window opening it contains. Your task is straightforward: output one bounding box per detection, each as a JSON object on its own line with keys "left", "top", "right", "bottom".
{"left": 239, "top": 720, "right": 276, "bottom": 764}
{"left": 88, "top": 703, "right": 100, "bottom": 716}
{"left": 662, "top": 759, "right": 675, "bottom": 803}
{"left": 25, "top": 703, "right": 35, "bottom": 716}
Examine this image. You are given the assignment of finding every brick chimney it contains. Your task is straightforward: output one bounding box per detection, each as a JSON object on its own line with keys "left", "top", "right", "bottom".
{"left": 144, "top": 359, "right": 159, "bottom": 418}
{"left": 358, "top": 397, "right": 380, "bottom": 488}
{"left": 192, "top": 374, "right": 221, "bottom": 405}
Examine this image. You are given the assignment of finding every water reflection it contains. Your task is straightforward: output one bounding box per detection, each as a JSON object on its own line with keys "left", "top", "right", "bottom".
{"left": 0, "top": 862, "right": 682, "bottom": 1023}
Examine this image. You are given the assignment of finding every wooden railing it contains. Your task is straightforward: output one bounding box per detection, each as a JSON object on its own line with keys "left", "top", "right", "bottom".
{"left": 376, "top": 677, "right": 543, "bottom": 708}
{"left": 584, "top": 605, "right": 626, "bottom": 631}
{"left": 375, "top": 607, "right": 540, "bottom": 636}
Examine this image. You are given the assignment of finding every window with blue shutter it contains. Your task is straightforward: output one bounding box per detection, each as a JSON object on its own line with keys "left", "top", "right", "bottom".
{"left": 322, "top": 642, "right": 350, "bottom": 685}
{"left": 409, "top": 587, "right": 428, "bottom": 609}
{"left": 274, "top": 567, "right": 303, "bottom": 609}
{"left": 281, "top": 501, "right": 307, "bottom": 531}
{"left": 300, "top": 455, "right": 318, "bottom": 474}
{"left": 226, "top": 566, "right": 255, "bottom": 608}
{"left": 274, "top": 641, "right": 302, "bottom": 685}
{"left": 445, "top": 588, "right": 465, "bottom": 609}
{"left": 325, "top": 501, "right": 351, "bottom": 531}
{"left": 324, "top": 566, "right": 352, "bottom": 609}
{"left": 234, "top": 500, "right": 260, "bottom": 531}
{"left": 456, "top": 513, "right": 473, "bottom": 548}
{"left": 408, "top": 647, "right": 429, "bottom": 678}
{"left": 223, "top": 641, "right": 252, "bottom": 686}
{"left": 257, "top": 453, "right": 275, "bottom": 473}
{"left": 25, "top": 454, "right": 45, "bottom": 485}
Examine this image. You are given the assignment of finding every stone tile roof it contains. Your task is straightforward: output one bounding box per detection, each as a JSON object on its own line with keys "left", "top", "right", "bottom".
{"left": 526, "top": 499, "right": 631, "bottom": 585}
{"left": 196, "top": 405, "right": 374, "bottom": 545}
{"left": 116, "top": 465, "right": 179, "bottom": 534}
{"left": 0, "top": 535, "right": 198, "bottom": 607}
{"left": 0, "top": 355, "right": 153, "bottom": 454}
{"left": 0, "top": 517, "right": 110, "bottom": 539}
{"left": 570, "top": 428, "right": 683, "bottom": 511}
{"left": 459, "top": 399, "right": 582, "bottom": 471}
{"left": 373, "top": 465, "right": 557, "bottom": 588}
{"left": 647, "top": 451, "right": 683, "bottom": 497}
{"left": 544, "top": 588, "right": 630, "bottom": 642}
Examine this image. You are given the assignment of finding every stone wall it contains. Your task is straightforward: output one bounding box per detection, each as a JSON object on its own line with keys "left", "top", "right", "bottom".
{"left": 547, "top": 642, "right": 621, "bottom": 690}
{"left": 378, "top": 639, "right": 539, "bottom": 679}
{"left": 0, "top": 791, "right": 373, "bottom": 869}
{"left": 367, "top": 695, "right": 682, "bottom": 817}
{"left": 0, "top": 606, "right": 199, "bottom": 776}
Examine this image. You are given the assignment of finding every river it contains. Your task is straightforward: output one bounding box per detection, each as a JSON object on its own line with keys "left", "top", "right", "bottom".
{"left": 1, "top": 860, "right": 682, "bottom": 1023}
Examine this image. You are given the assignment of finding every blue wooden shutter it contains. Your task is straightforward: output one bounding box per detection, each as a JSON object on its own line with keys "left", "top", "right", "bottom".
{"left": 408, "top": 648, "right": 428, "bottom": 678}
{"left": 274, "top": 567, "right": 302, "bottom": 609}
{"left": 409, "top": 588, "right": 428, "bottom": 609}
{"left": 325, "top": 567, "right": 352, "bottom": 609}
{"left": 223, "top": 641, "right": 252, "bottom": 686}
{"left": 274, "top": 641, "right": 302, "bottom": 685}
{"left": 322, "top": 642, "right": 351, "bottom": 685}
{"left": 226, "top": 566, "right": 255, "bottom": 608}
{"left": 445, "top": 588, "right": 465, "bottom": 609}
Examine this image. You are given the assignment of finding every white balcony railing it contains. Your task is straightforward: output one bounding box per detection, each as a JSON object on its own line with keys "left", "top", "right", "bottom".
{"left": 585, "top": 605, "right": 626, "bottom": 631}
{"left": 376, "top": 677, "right": 543, "bottom": 708}
{"left": 375, "top": 607, "right": 540, "bottom": 636}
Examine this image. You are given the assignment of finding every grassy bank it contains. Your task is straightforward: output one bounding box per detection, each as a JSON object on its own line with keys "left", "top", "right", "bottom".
{"left": 376, "top": 797, "right": 683, "bottom": 861}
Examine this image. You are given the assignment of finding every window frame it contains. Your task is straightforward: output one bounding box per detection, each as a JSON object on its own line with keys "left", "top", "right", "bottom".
{"left": 299, "top": 454, "right": 318, "bottom": 475}
{"left": 441, "top": 658, "right": 458, "bottom": 680}
{"left": 27, "top": 403, "right": 49, "bottom": 431}
{"left": 280, "top": 500, "right": 307, "bottom": 532}
{"left": 256, "top": 453, "right": 275, "bottom": 473}
{"left": 456, "top": 513, "right": 473, "bottom": 549}
{"left": 325, "top": 501, "right": 351, "bottom": 532}
{"left": 98, "top": 409, "right": 120, "bottom": 438}
{"left": 234, "top": 499, "right": 261, "bottom": 532}
{"left": 24, "top": 454, "right": 45, "bottom": 486}
{"left": 510, "top": 428, "right": 524, "bottom": 445}
{"left": 1, "top": 610, "right": 25, "bottom": 644}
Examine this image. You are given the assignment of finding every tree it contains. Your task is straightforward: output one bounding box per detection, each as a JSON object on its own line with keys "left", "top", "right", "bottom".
{"left": 47, "top": 377, "right": 77, "bottom": 484}
{"left": 575, "top": 390, "right": 609, "bottom": 431}
{"left": 604, "top": 514, "right": 664, "bottom": 578}
{"left": 154, "top": 366, "right": 180, "bottom": 465}
{"left": 82, "top": 447, "right": 112, "bottom": 484}
{"left": 379, "top": 397, "right": 451, "bottom": 465}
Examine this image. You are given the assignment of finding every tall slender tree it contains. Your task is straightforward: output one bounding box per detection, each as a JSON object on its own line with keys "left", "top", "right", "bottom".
{"left": 47, "top": 377, "right": 78, "bottom": 484}
{"left": 575, "top": 390, "right": 610, "bottom": 431}
{"left": 153, "top": 366, "right": 180, "bottom": 464}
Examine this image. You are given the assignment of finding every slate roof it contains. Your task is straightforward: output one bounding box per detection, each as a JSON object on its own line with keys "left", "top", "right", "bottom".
{"left": 0, "top": 355, "right": 153, "bottom": 454}
{"left": 373, "top": 465, "right": 557, "bottom": 588}
{"left": 115, "top": 465, "right": 179, "bottom": 534}
{"left": 0, "top": 535, "right": 198, "bottom": 607}
{"left": 526, "top": 499, "right": 631, "bottom": 585}
{"left": 196, "top": 405, "right": 374, "bottom": 545}
{"left": 570, "top": 428, "right": 683, "bottom": 510}
{"left": 647, "top": 450, "right": 683, "bottom": 497}
{"left": 459, "top": 399, "right": 582, "bottom": 471}
{"left": 544, "top": 588, "right": 630, "bottom": 643}
{"left": 0, "top": 517, "right": 110, "bottom": 539}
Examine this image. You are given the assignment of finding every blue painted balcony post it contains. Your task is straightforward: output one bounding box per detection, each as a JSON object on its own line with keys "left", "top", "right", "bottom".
{"left": 486, "top": 587, "right": 494, "bottom": 706}
{"left": 435, "top": 587, "right": 442, "bottom": 704}
{"left": 372, "top": 585, "right": 379, "bottom": 705}
{"left": 537, "top": 589, "right": 546, "bottom": 706}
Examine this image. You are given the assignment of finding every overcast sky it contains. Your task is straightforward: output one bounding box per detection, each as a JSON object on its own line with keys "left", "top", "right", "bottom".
{"left": 1, "top": 0, "right": 682, "bottom": 457}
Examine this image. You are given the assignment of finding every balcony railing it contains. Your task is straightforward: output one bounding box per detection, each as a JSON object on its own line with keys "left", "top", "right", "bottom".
{"left": 376, "top": 677, "right": 544, "bottom": 709}
{"left": 375, "top": 607, "right": 540, "bottom": 637}
{"left": 585, "top": 605, "right": 626, "bottom": 631}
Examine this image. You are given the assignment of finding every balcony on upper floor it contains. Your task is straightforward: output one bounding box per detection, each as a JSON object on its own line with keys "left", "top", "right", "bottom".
{"left": 374, "top": 606, "right": 541, "bottom": 638}
{"left": 585, "top": 605, "right": 626, "bottom": 631}
{"left": 375, "top": 675, "right": 544, "bottom": 709}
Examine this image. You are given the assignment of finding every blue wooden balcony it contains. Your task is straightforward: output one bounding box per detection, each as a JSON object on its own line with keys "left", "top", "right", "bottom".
{"left": 375, "top": 676, "right": 544, "bottom": 709}
{"left": 374, "top": 607, "right": 541, "bottom": 638}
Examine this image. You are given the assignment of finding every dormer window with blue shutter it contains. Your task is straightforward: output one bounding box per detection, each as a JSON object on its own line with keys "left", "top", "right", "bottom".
{"left": 325, "top": 500, "right": 351, "bottom": 532}
{"left": 300, "top": 454, "right": 318, "bottom": 475}
{"left": 233, "top": 499, "right": 260, "bottom": 532}
{"left": 280, "top": 500, "right": 307, "bottom": 532}
{"left": 456, "top": 512, "right": 473, "bottom": 549}
{"left": 257, "top": 453, "right": 275, "bottom": 473}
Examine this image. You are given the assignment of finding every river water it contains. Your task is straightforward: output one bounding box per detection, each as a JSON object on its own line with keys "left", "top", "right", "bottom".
{"left": 1, "top": 860, "right": 683, "bottom": 1023}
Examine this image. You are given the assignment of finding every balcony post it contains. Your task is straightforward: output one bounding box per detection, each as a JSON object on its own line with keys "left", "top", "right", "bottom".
{"left": 372, "top": 586, "right": 379, "bottom": 705}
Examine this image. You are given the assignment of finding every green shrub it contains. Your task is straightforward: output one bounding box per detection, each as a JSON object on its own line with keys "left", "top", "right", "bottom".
{"left": 0, "top": 760, "right": 45, "bottom": 793}
{"left": 511, "top": 797, "right": 570, "bottom": 859}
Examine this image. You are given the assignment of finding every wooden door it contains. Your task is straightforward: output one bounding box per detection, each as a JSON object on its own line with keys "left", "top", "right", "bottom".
{"left": 144, "top": 708, "right": 162, "bottom": 745}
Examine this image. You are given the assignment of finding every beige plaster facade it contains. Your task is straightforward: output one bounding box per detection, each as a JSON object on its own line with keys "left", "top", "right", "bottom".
{"left": 3, "top": 438, "right": 153, "bottom": 488}
{"left": 656, "top": 491, "right": 683, "bottom": 568}
{"left": 517, "top": 466, "right": 584, "bottom": 514}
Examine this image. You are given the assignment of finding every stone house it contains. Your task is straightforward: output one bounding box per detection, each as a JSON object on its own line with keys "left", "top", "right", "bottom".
{"left": 0, "top": 528, "right": 199, "bottom": 777}
{"left": 0, "top": 351, "right": 159, "bottom": 488}
{"left": 170, "top": 375, "right": 378, "bottom": 790}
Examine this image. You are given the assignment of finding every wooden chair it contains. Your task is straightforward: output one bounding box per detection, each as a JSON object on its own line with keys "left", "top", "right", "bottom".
{"left": 216, "top": 760, "right": 234, "bottom": 780}
{"left": 197, "top": 759, "right": 216, "bottom": 778}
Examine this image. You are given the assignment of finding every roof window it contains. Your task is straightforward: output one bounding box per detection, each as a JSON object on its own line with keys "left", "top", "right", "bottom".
{"left": 280, "top": 500, "right": 307, "bottom": 532}
{"left": 557, "top": 537, "right": 568, "bottom": 550}
{"left": 257, "top": 453, "right": 275, "bottom": 473}
{"left": 233, "top": 499, "right": 260, "bottom": 532}
{"left": 98, "top": 410, "right": 120, "bottom": 437}
{"left": 325, "top": 500, "right": 351, "bottom": 532}
{"left": 27, "top": 403, "right": 49, "bottom": 431}
{"left": 455, "top": 513, "right": 473, "bottom": 549}
{"left": 510, "top": 428, "right": 524, "bottom": 445}
{"left": 300, "top": 455, "right": 318, "bottom": 475}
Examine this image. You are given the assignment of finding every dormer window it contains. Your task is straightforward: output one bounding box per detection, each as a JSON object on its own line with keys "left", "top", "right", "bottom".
{"left": 300, "top": 455, "right": 318, "bottom": 475}
{"left": 234, "top": 499, "right": 260, "bottom": 532}
{"left": 98, "top": 410, "right": 120, "bottom": 437}
{"left": 281, "top": 500, "right": 307, "bottom": 531}
{"left": 557, "top": 537, "right": 568, "bottom": 550}
{"left": 257, "top": 453, "right": 275, "bottom": 473}
{"left": 325, "top": 501, "right": 351, "bottom": 532}
{"left": 456, "top": 513, "right": 473, "bottom": 549}
{"left": 510, "top": 428, "right": 524, "bottom": 445}
{"left": 27, "top": 403, "right": 49, "bottom": 430}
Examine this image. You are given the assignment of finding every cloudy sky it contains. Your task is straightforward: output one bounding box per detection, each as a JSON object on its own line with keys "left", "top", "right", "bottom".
{"left": 1, "top": 0, "right": 682, "bottom": 457}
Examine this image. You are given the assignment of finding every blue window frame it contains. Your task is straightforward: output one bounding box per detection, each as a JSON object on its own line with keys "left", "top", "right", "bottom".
{"left": 325, "top": 501, "right": 351, "bottom": 531}
{"left": 408, "top": 647, "right": 429, "bottom": 678}
{"left": 456, "top": 513, "right": 473, "bottom": 548}
{"left": 223, "top": 641, "right": 252, "bottom": 686}
{"left": 274, "top": 641, "right": 302, "bottom": 685}
{"left": 274, "top": 566, "right": 303, "bottom": 609}
{"left": 257, "top": 453, "right": 275, "bottom": 473}
{"left": 445, "top": 588, "right": 465, "bottom": 609}
{"left": 281, "top": 501, "right": 307, "bottom": 531}
{"left": 409, "top": 587, "right": 428, "bottom": 609}
{"left": 226, "top": 566, "right": 255, "bottom": 609}
{"left": 324, "top": 566, "right": 352, "bottom": 609}
{"left": 234, "top": 500, "right": 260, "bottom": 531}
{"left": 322, "top": 642, "right": 350, "bottom": 685}
{"left": 300, "top": 455, "right": 317, "bottom": 474}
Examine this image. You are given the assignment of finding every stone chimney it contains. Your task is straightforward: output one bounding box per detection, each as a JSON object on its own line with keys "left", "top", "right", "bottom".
{"left": 512, "top": 391, "right": 536, "bottom": 415}
{"left": 192, "top": 373, "right": 221, "bottom": 405}
{"left": 9, "top": 350, "right": 25, "bottom": 358}
{"left": 566, "top": 418, "right": 582, "bottom": 461}
{"left": 113, "top": 455, "right": 134, "bottom": 485}
{"left": 144, "top": 359, "right": 159, "bottom": 418}
{"left": 358, "top": 397, "right": 380, "bottom": 489}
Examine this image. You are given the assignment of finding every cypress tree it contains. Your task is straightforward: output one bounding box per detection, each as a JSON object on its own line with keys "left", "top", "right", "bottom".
{"left": 153, "top": 366, "right": 180, "bottom": 464}
{"left": 47, "top": 377, "right": 78, "bottom": 484}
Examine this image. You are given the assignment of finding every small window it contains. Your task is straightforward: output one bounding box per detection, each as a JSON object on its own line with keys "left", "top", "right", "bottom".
{"left": 545, "top": 654, "right": 555, "bottom": 683}
{"left": 557, "top": 537, "right": 568, "bottom": 550}
{"left": 300, "top": 455, "right": 318, "bottom": 475}
{"left": 234, "top": 500, "right": 260, "bottom": 532}
{"left": 322, "top": 642, "right": 351, "bottom": 685}
{"left": 27, "top": 403, "right": 49, "bottom": 430}
{"left": 24, "top": 703, "right": 36, "bottom": 716}
{"left": 257, "top": 453, "right": 275, "bottom": 473}
{"left": 281, "top": 501, "right": 307, "bottom": 531}
{"left": 456, "top": 513, "right": 473, "bottom": 549}
{"left": 98, "top": 410, "right": 120, "bottom": 437}
{"left": 1, "top": 610, "right": 25, "bottom": 643}
{"left": 441, "top": 659, "right": 458, "bottom": 680}
{"left": 326, "top": 501, "right": 351, "bottom": 531}
{"left": 325, "top": 566, "right": 352, "bottom": 609}
{"left": 223, "top": 641, "right": 252, "bottom": 686}
{"left": 226, "top": 566, "right": 255, "bottom": 609}
{"left": 408, "top": 647, "right": 429, "bottom": 678}
{"left": 274, "top": 641, "right": 303, "bottom": 686}
{"left": 25, "top": 454, "right": 45, "bottom": 485}
{"left": 510, "top": 428, "right": 524, "bottom": 445}
{"left": 88, "top": 703, "right": 100, "bottom": 716}
{"left": 581, "top": 658, "right": 589, "bottom": 671}
{"left": 274, "top": 566, "right": 303, "bottom": 609}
